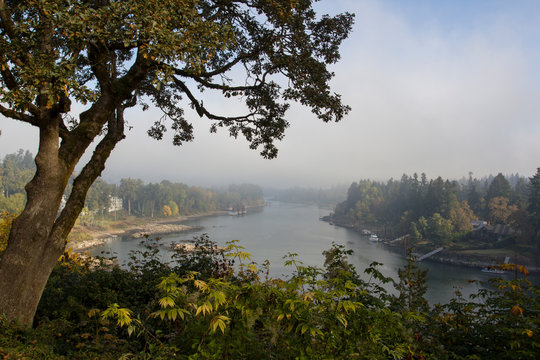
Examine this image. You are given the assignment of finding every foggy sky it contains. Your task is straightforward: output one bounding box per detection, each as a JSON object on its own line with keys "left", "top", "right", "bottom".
{"left": 1, "top": 0, "right": 539, "bottom": 188}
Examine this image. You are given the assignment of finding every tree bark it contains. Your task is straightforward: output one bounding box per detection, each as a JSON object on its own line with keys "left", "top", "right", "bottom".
{"left": 0, "top": 116, "right": 69, "bottom": 326}
{"left": 0, "top": 106, "right": 125, "bottom": 327}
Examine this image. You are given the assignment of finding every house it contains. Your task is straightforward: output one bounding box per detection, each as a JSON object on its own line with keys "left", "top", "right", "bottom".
{"left": 472, "top": 221, "right": 514, "bottom": 241}
{"left": 108, "top": 196, "right": 123, "bottom": 212}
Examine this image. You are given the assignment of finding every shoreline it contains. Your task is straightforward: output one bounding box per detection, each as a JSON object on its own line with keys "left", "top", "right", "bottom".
{"left": 68, "top": 210, "right": 229, "bottom": 252}
{"left": 322, "top": 217, "right": 540, "bottom": 273}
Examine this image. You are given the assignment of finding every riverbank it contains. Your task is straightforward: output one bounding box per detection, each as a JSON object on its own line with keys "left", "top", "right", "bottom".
{"left": 424, "top": 249, "right": 540, "bottom": 272}
{"left": 67, "top": 211, "right": 229, "bottom": 251}
{"left": 321, "top": 217, "right": 540, "bottom": 273}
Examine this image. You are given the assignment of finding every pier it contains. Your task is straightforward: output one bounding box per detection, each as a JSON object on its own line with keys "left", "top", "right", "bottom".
{"left": 417, "top": 247, "right": 444, "bottom": 261}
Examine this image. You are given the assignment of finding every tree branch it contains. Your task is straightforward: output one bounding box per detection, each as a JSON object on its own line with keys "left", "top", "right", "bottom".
{"left": 0, "top": 0, "right": 17, "bottom": 41}
{"left": 173, "top": 77, "right": 255, "bottom": 122}
{"left": 115, "top": 48, "right": 153, "bottom": 98}
{"left": 60, "top": 48, "right": 148, "bottom": 168}
{"left": 174, "top": 68, "right": 268, "bottom": 92}
{"left": 87, "top": 41, "right": 112, "bottom": 93}
{"left": 199, "top": 50, "right": 257, "bottom": 77}
{"left": 0, "top": 55, "right": 17, "bottom": 90}
{"left": 50, "top": 106, "right": 126, "bottom": 247}
{"left": 0, "top": 104, "right": 38, "bottom": 125}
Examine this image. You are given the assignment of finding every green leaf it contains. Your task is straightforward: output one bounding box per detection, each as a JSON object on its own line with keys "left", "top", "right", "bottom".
{"left": 159, "top": 296, "right": 175, "bottom": 309}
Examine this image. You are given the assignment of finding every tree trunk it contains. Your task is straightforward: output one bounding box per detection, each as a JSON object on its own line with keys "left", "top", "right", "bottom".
{"left": 0, "top": 210, "right": 66, "bottom": 326}
{"left": 0, "top": 120, "right": 69, "bottom": 327}
{"left": 0, "top": 106, "right": 126, "bottom": 327}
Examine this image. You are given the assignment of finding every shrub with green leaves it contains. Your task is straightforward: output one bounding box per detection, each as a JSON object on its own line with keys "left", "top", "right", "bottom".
{"left": 1, "top": 235, "right": 538, "bottom": 359}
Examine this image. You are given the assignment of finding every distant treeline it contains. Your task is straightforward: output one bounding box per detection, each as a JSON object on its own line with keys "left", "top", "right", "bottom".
{"left": 0, "top": 150, "right": 264, "bottom": 218}
{"left": 270, "top": 185, "right": 348, "bottom": 206}
{"left": 0, "top": 150, "right": 35, "bottom": 213}
{"left": 332, "top": 171, "right": 540, "bottom": 247}
{"left": 84, "top": 179, "right": 263, "bottom": 218}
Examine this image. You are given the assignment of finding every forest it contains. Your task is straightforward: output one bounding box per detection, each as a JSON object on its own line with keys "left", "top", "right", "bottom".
{"left": 331, "top": 171, "right": 540, "bottom": 260}
{"left": 0, "top": 150, "right": 264, "bottom": 221}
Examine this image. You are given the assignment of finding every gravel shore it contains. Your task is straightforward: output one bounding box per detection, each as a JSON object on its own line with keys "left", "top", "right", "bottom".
{"left": 66, "top": 213, "right": 222, "bottom": 251}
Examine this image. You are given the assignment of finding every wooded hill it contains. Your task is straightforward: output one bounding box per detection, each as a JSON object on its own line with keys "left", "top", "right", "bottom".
{"left": 331, "top": 171, "right": 540, "bottom": 251}
{"left": 0, "top": 150, "right": 264, "bottom": 219}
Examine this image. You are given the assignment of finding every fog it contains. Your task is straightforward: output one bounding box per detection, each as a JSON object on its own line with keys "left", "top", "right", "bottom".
{"left": 1, "top": 0, "right": 539, "bottom": 188}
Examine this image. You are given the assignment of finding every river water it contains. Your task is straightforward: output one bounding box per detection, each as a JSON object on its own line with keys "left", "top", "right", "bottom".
{"left": 91, "top": 201, "right": 532, "bottom": 304}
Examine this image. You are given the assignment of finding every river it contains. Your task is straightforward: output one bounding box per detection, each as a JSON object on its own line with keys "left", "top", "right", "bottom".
{"left": 90, "top": 201, "right": 532, "bottom": 304}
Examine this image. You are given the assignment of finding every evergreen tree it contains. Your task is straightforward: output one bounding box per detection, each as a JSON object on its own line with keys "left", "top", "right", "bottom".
{"left": 528, "top": 168, "right": 540, "bottom": 245}
{"left": 487, "top": 173, "right": 512, "bottom": 202}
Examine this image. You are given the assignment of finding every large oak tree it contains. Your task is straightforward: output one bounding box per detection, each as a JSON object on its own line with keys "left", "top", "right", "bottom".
{"left": 0, "top": 0, "right": 353, "bottom": 326}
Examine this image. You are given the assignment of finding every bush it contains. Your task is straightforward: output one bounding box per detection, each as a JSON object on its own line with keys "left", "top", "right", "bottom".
{"left": 1, "top": 236, "right": 538, "bottom": 359}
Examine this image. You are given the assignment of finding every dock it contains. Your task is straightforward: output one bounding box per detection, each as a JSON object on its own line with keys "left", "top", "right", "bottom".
{"left": 417, "top": 247, "right": 444, "bottom": 261}
{"left": 388, "top": 235, "right": 408, "bottom": 244}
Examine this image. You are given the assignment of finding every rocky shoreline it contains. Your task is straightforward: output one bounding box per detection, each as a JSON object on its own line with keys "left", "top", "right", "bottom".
{"left": 127, "top": 223, "right": 201, "bottom": 239}
{"left": 67, "top": 216, "right": 215, "bottom": 252}
{"left": 67, "top": 209, "right": 266, "bottom": 252}
{"left": 425, "top": 252, "right": 540, "bottom": 272}
{"left": 321, "top": 216, "right": 540, "bottom": 273}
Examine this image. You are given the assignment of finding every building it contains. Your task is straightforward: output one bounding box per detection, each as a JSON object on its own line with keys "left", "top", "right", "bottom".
{"left": 108, "top": 196, "right": 123, "bottom": 212}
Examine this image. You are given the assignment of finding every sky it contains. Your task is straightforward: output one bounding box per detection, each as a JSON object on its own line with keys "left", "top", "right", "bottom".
{"left": 1, "top": 0, "right": 540, "bottom": 188}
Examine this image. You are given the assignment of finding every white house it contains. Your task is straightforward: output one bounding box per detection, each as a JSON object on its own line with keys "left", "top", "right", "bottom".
{"left": 108, "top": 196, "right": 123, "bottom": 212}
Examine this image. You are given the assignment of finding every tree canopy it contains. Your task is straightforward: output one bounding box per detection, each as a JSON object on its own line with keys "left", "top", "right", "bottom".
{"left": 1, "top": 0, "right": 352, "bottom": 157}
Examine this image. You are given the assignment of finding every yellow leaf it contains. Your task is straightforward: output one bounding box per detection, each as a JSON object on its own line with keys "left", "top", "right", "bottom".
{"left": 218, "top": 319, "right": 226, "bottom": 333}
{"left": 510, "top": 305, "right": 523, "bottom": 317}
{"left": 88, "top": 308, "right": 100, "bottom": 318}
{"left": 194, "top": 280, "right": 207, "bottom": 291}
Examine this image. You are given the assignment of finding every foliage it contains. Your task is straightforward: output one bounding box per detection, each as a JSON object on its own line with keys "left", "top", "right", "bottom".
{"left": 528, "top": 168, "right": 540, "bottom": 245}
{"left": 428, "top": 265, "right": 539, "bottom": 359}
{"left": 332, "top": 172, "right": 538, "bottom": 248}
{"left": 2, "top": 236, "right": 538, "bottom": 359}
{"left": 0, "top": 149, "right": 35, "bottom": 198}
{"left": 0, "top": 192, "right": 26, "bottom": 214}
{"left": 489, "top": 196, "right": 518, "bottom": 224}
{"left": 487, "top": 173, "right": 512, "bottom": 202}
{"left": 0, "top": 212, "right": 16, "bottom": 255}
{"left": 0, "top": 150, "right": 34, "bottom": 213}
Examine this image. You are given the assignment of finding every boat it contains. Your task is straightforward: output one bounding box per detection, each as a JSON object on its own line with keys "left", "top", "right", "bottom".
{"left": 481, "top": 267, "right": 505, "bottom": 274}
{"left": 481, "top": 256, "right": 510, "bottom": 274}
{"left": 369, "top": 234, "right": 379, "bottom": 242}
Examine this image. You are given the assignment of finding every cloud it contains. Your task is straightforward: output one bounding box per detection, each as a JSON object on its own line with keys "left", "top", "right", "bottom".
{"left": 315, "top": 0, "right": 540, "bottom": 181}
